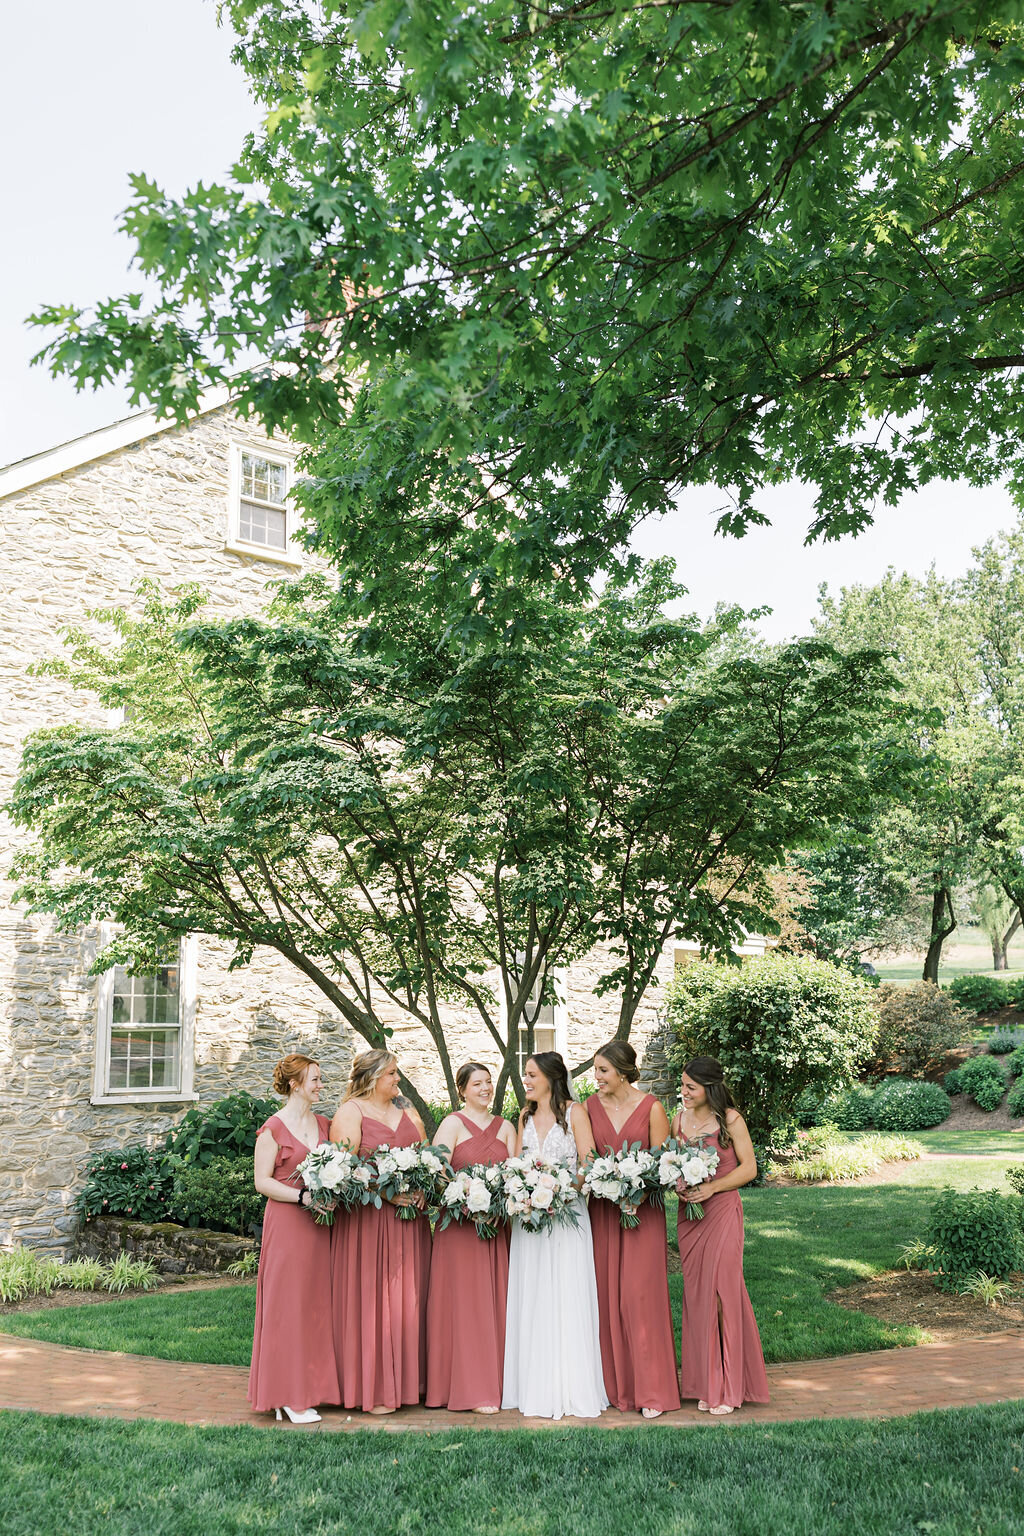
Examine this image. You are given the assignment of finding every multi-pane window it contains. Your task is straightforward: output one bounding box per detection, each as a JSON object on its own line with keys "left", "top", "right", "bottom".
{"left": 238, "top": 452, "right": 288, "bottom": 550}
{"left": 107, "top": 962, "right": 181, "bottom": 1093}
{"left": 516, "top": 967, "right": 560, "bottom": 1077}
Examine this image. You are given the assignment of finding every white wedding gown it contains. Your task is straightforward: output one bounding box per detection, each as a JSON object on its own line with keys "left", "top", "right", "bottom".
{"left": 501, "top": 1107, "right": 609, "bottom": 1419}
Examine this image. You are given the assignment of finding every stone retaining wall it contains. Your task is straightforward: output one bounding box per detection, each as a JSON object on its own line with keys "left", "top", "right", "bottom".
{"left": 74, "top": 1216, "right": 256, "bottom": 1275}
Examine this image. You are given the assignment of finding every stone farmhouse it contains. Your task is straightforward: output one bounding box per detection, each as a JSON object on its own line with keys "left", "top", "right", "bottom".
{"left": 0, "top": 400, "right": 769, "bottom": 1252}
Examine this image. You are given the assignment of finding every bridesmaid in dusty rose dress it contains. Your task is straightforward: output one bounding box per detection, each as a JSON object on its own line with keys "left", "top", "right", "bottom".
{"left": 671, "top": 1055, "right": 769, "bottom": 1415}
{"left": 330, "top": 1049, "right": 431, "bottom": 1414}
{"left": 426, "top": 1061, "right": 515, "bottom": 1412}
{"left": 248, "top": 1054, "right": 341, "bottom": 1424}
{"left": 586, "top": 1039, "right": 680, "bottom": 1418}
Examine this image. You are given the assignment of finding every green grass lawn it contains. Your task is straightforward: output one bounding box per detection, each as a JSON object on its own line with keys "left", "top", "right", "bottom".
{"left": 2, "top": 1138, "right": 1017, "bottom": 1371}
{"left": 874, "top": 919, "right": 1024, "bottom": 984}
{"left": 3, "top": 1405, "right": 1024, "bottom": 1536}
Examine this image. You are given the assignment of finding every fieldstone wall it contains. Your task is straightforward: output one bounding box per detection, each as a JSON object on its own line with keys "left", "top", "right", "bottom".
{"left": 75, "top": 1216, "right": 255, "bottom": 1275}
{"left": 0, "top": 403, "right": 673, "bottom": 1256}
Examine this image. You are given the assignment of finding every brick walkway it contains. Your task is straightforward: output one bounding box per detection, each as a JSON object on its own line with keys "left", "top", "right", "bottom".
{"left": 1, "top": 1331, "right": 1022, "bottom": 1431}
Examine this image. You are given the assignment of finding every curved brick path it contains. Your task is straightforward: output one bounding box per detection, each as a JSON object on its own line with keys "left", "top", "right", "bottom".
{"left": 1, "top": 1330, "right": 1022, "bottom": 1430}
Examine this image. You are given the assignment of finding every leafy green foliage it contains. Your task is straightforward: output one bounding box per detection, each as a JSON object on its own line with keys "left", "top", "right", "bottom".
{"left": 946, "top": 974, "right": 1009, "bottom": 1015}
{"left": 165, "top": 1092, "right": 279, "bottom": 1168}
{"left": 102, "top": 1254, "right": 159, "bottom": 1295}
{"left": 10, "top": 577, "right": 898, "bottom": 1114}
{"left": 945, "top": 1054, "right": 1007, "bottom": 1111}
{"left": 1007, "top": 1077, "right": 1024, "bottom": 1119}
{"left": 665, "top": 954, "right": 879, "bottom": 1142}
{"left": 928, "top": 1187, "right": 1023, "bottom": 1290}
{"left": 225, "top": 1250, "right": 260, "bottom": 1278}
{"left": 171, "top": 1157, "right": 265, "bottom": 1236}
{"left": 1006, "top": 1165, "right": 1024, "bottom": 1196}
{"left": 956, "top": 1270, "right": 1014, "bottom": 1307}
{"left": 0, "top": 1251, "right": 150, "bottom": 1302}
{"left": 871, "top": 1079, "right": 952, "bottom": 1132}
{"left": 869, "top": 981, "right": 969, "bottom": 1077}
{"left": 31, "top": 2, "right": 1024, "bottom": 600}
{"left": 990, "top": 1029, "right": 1024, "bottom": 1056}
{"left": 769, "top": 1131, "right": 922, "bottom": 1184}
{"left": 77, "top": 1146, "right": 177, "bottom": 1223}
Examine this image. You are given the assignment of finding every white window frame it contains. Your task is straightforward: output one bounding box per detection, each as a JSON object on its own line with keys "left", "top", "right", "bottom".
{"left": 224, "top": 442, "right": 303, "bottom": 568}
{"left": 91, "top": 929, "right": 198, "bottom": 1106}
{"left": 501, "top": 958, "right": 569, "bottom": 1079}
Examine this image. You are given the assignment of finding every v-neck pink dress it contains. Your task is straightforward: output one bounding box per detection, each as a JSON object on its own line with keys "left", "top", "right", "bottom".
{"left": 676, "top": 1129, "right": 769, "bottom": 1407}
{"left": 331, "top": 1109, "right": 432, "bottom": 1411}
{"left": 248, "top": 1113, "right": 341, "bottom": 1413}
{"left": 586, "top": 1094, "right": 681, "bottom": 1413}
{"left": 425, "top": 1112, "right": 510, "bottom": 1410}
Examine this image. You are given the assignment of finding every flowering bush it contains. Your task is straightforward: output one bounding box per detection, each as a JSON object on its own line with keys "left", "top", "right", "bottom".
{"left": 438, "top": 1163, "right": 508, "bottom": 1239}
{"left": 500, "top": 1155, "right": 579, "bottom": 1232}
{"left": 76, "top": 1145, "right": 177, "bottom": 1222}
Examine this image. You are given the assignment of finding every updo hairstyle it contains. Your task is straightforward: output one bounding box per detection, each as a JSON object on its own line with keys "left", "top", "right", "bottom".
{"left": 343, "top": 1048, "right": 398, "bottom": 1103}
{"left": 594, "top": 1039, "right": 639, "bottom": 1083}
{"left": 456, "top": 1061, "right": 491, "bottom": 1099}
{"left": 273, "top": 1053, "right": 317, "bottom": 1098}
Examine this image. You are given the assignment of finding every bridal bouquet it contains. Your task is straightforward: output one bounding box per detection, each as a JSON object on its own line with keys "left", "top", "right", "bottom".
{"left": 437, "top": 1163, "right": 507, "bottom": 1240}
{"left": 372, "top": 1143, "right": 450, "bottom": 1220}
{"left": 583, "top": 1142, "right": 659, "bottom": 1229}
{"left": 295, "top": 1142, "right": 375, "bottom": 1226}
{"left": 500, "top": 1155, "right": 580, "bottom": 1234}
{"left": 657, "top": 1138, "right": 720, "bottom": 1221}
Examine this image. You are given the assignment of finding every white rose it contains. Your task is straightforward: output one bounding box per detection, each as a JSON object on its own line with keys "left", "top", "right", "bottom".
{"left": 531, "top": 1186, "right": 554, "bottom": 1210}
{"left": 353, "top": 1166, "right": 372, "bottom": 1185}
{"left": 392, "top": 1147, "right": 417, "bottom": 1170}
{"left": 466, "top": 1179, "right": 491, "bottom": 1214}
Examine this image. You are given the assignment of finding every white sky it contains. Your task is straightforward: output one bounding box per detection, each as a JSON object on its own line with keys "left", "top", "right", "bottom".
{"left": 3, "top": 0, "right": 1019, "bottom": 642}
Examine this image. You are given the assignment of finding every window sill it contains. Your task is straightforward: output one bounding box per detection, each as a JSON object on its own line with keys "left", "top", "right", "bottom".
{"left": 90, "top": 1093, "right": 199, "bottom": 1107}
{"left": 223, "top": 539, "right": 304, "bottom": 568}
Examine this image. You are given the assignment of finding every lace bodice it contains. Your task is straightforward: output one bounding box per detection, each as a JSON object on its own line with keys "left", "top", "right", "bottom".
{"left": 523, "top": 1109, "right": 579, "bottom": 1176}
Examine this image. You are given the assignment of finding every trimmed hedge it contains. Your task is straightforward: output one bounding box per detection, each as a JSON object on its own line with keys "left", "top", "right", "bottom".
{"left": 945, "top": 974, "right": 1009, "bottom": 1015}
{"left": 871, "top": 1078, "right": 952, "bottom": 1132}
{"left": 172, "top": 1156, "right": 265, "bottom": 1235}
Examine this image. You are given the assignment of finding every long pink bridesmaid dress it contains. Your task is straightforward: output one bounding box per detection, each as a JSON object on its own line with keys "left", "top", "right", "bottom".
{"left": 676, "top": 1129, "right": 770, "bottom": 1408}
{"left": 248, "top": 1113, "right": 341, "bottom": 1413}
{"left": 332, "top": 1110, "right": 432, "bottom": 1411}
{"left": 586, "top": 1094, "right": 681, "bottom": 1413}
{"left": 425, "top": 1113, "right": 510, "bottom": 1410}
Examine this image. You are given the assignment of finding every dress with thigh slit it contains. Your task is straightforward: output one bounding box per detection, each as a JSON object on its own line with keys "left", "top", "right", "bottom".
{"left": 586, "top": 1094, "right": 680, "bottom": 1413}
{"left": 332, "top": 1110, "right": 432, "bottom": 1411}
{"left": 676, "top": 1129, "right": 769, "bottom": 1407}
{"left": 425, "top": 1112, "right": 510, "bottom": 1409}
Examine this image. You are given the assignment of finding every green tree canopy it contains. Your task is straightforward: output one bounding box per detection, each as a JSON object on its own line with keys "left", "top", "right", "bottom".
{"left": 8, "top": 565, "right": 899, "bottom": 1122}
{"left": 29, "top": 2, "right": 1024, "bottom": 591}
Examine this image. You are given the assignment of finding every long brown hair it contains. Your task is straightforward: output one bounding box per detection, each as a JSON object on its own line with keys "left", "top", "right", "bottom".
{"left": 524, "top": 1051, "right": 574, "bottom": 1130}
{"left": 681, "top": 1056, "right": 737, "bottom": 1149}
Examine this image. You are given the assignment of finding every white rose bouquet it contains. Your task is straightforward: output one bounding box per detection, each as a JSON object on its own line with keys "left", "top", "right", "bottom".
{"left": 372, "top": 1143, "right": 450, "bottom": 1220}
{"left": 656, "top": 1137, "right": 720, "bottom": 1221}
{"left": 437, "top": 1162, "right": 507, "bottom": 1240}
{"left": 582, "top": 1141, "right": 659, "bottom": 1229}
{"left": 500, "top": 1154, "right": 580, "bottom": 1234}
{"left": 294, "top": 1142, "right": 376, "bottom": 1226}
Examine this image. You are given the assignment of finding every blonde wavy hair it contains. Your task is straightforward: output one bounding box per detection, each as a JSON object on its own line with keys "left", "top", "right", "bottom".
{"left": 342, "top": 1048, "right": 398, "bottom": 1103}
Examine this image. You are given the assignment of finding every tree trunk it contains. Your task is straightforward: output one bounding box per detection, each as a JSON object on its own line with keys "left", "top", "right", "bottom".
{"left": 922, "top": 884, "right": 956, "bottom": 984}
{"left": 997, "top": 910, "right": 1022, "bottom": 971}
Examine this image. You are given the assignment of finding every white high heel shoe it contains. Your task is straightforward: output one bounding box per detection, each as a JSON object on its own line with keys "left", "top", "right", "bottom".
{"left": 275, "top": 1406, "right": 322, "bottom": 1424}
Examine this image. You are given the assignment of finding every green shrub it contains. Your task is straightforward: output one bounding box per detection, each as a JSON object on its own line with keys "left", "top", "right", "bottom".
{"left": 826, "top": 1084, "right": 877, "bottom": 1130}
{"left": 943, "top": 1067, "right": 963, "bottom": 1094}
{"left": 988, "top": 1027, "right": 1024, "bottom": 1055}
{"left": 858, "top": 1131, "right": 924, "bottom": 1162}
{"left": 950, "top": 1054, "right": 1006, "bottom": 1111}
{"left": 172, "top": 1155, "right": 266, "bottom": 1235}
{"left": 869, "top": 982, "right": 970, "bottom": 1077}
{"left": 768, "top": 1130, "right": 922, "bottom": 1184}
{"left": 872, "top": 1078, "right": 951, "bottom": 1131}
{"left": 946, "top": 974, "right": 1009, "bottom": 1015}
{"left": 103, "top": 1253, "right": 159, "bottom": 1293}
{"left": 77, "top": 1145, "right": 178, "bottom": 1222}
{"left": 793, "top": 1088, "right": 821, "bottom": 1127}
{"left": 165, "top": 1090, "right": 280, "bottom": 1167}
{"left": 1006, "top": 1046, "right": 1024, "bottom": 1079}
{"left": 665, "top": 954, "right": 879, "bottom": 1142}
{"left": 928, "top": 1187, "right": 1023, "bottom": 1290}
{"left": 1006, "top": 1165, "right": 1024, "bottom": 1196}
{"left": 1007, "top": 1077, "right": 1024, "bottom": 1119}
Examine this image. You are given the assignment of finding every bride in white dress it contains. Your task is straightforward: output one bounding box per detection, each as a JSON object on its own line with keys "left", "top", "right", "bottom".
{"left": 502, "top": 1052, "right": 609, "bottom": 1419}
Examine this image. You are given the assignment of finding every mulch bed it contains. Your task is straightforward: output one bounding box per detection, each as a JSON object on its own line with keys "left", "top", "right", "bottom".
{"left": 829, "top": 1268, "right": 1024, "bottom": 1342}
{"left": 0, "top": 1274, "right": 248, "bottom": 1317}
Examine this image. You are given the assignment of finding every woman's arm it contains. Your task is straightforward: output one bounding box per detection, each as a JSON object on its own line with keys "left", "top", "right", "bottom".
{"left": 669, "top": 1108, "right": 682, "bottom": 1139}
{"left": 688, "top": 1112, "right": 758, "bottom": 1201}
{"left": 569, "top": 1102, "right": 596, "bottom": 1186}
{"left": 253, "top": 1127, "right": 305, "bottom": 1205}
{"left": 514, "top": 1110, "right": 528, "bottom": 1156}
{"left": 406, "top": 1106, "right": 427, "bottom": 1142}
{"left": 330, "top": 1101, "right": 363, "bottom": 1150}
{"left": 649, "top": 1098, "right": 671, "bottom": 1151}
{"left": 498, "top": 1118, "right": 517, "bottom": 1156}
{"left": 433, "top": 1114, "right": 463, "bottom": 1156}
